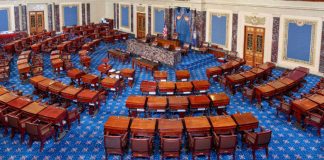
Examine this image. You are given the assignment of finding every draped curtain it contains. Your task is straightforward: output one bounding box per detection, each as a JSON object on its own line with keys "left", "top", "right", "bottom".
{"left": 174, "top": 7, "right": 191, "bottom": 43}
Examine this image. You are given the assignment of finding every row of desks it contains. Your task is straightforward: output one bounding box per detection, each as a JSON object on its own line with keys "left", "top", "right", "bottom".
{"left": 126, "top": 93, "right": 229, "bottom": 116}
{"left": 140, "top": 80, "right": 211, "bottom": 95}
{"left": 104, "top": 112, "right": 259, "bottom": 136}
{"left": 255, "top": 67, "right": 309, "bottom": 104}
{"left": 206, "top": 58, "right": 246, "bottom": 80}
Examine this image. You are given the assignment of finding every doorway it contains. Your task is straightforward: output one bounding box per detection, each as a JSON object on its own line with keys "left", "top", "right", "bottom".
{"left": 137, "top": 13, "right": 146, "bottom": 39}
{"left": 29, "top": 11, "right": 45, "bottom": 34}
{"left": 244, "top": 26, "right": 265, "bottom": 67}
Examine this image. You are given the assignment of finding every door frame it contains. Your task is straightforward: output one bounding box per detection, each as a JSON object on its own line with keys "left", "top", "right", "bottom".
{"left": 243, "top": 26, "right": 265, "bottom": 66}
{"left": 29, "top": 11, "right": 45, "bottom": 34}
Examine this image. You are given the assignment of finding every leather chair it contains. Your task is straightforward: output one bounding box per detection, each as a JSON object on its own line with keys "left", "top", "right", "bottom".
{"left": 7, "top": 113, "right": 34, "bottom": 143}
{"left": 188, "top": 133, "right": 212, "bottom": 160}
{"left": 104, "top": 132, "right": 128, "bottom": 159}
{"left": 243, "top": 127, "right": 272, "bottom": 160}
{"left": 66, "top": 108, "right": 80, "bottom": 130}
{"left": 160, "top": 136, "right": 182, "bottom": 159}
{"left": 304, "top": 108, "right": 324, "bottom": 137}
{"left": 242, "top": 87, "right": 255, "bottom": 103}
{"left": 130, "top": 135, "right": 153, "bottom": 159}
{"left": 276, "top": 100, "right": 292, "bottom": 122}
{"left": 25, "top": 120, "right": 56, "bottom": 151}
{"left": 0, "top": 107, "right": 17, "bottom": 136}
{"left": 213, "top": 132, "right": 237, "bottom": 160}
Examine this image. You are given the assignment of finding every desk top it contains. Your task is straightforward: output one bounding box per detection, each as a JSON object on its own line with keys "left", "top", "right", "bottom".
{"left": 81, "top": 74, "right": 99, "bottom": 83}
{"left": 61, "top": 86, "right": 83, "bottom": 98}
{"left": 38, "top": 106, "right": 67, "bottom": 120}
{"left": 258, "top": 62, "right": 275, "bottom": 71}
{"left": 0, "top": 92, "right": 18, "bottom": 103}
{"left": 226, "top": 74, "right": 245, "bottom": 82}
{"left": 307, "top": 94, "right": 324, "bottom": 105}
{"left": 126, "top": 96, "right": 147, "bottom": 109}
{"left": 77, "top": 89, "right": 99, "bottom": 102}
{"left": 30, "top": 75, "right": 48, "bottom": 86}
{"left": 278, "top": 77, "right": 294, "bottom": 86}
{"left": 168, "top": 96, "right": 189, "bottom": 106}
{"left": 231, "top": 112, "right": 259, "bottom": 126}
{"left": 267, "top": 80, "right": 286, "bottom": 90}
{"left": 104, "top": 116, "right": 131, "bottom": 132}
{"left": 67, "top": 68, "right": 85, "bottom": 79}
{"left": 120, "top": 68, "right": 135, "bottom": 76}
{"left": 176, "top": 82, "right": 193, "bottom": 88}
{"left": 208, "top": 92, "right": 230, "bottom": 104}
{"left": 176, "top": 70, "right": 190, "bottom": 78}
{"left": 7, "top": 97, "right": 32, "bottom": 110}
{"left": 250, "top": 68, "right": 265, "bottom": 75}
{"left": 206, "top": 66, "right": 222, "bottom": 73}
{"left": 38, "top": 79, "right": 56, "bottom": 90}
{"left": 48, "top": 82, "right": 68, "bottom": 94}
{"left": 158, "top": 81, "right": 175, "bottom": 89}
{"left": 239, "top": 71, "right": 256, "bottom": 79}
{"left": 209, "top": 115, "right": 237, "bottom": 130}
{"left": 184, "top": 117, "right": 211, "bottom": 132}
{"left": 188, "top": 95, "right": 211, "bottom": 105}
{"left": 147, "top": 96, "right": 168, "bottom": 108}
{"left": 255, "top": 84, "right": 275, "bottom": 94}
{"left": 192, "top": 80, "right": 210, "bottom": 88}
{"left": 154, "top": 71, "right": 168, "bottom": 79}
{"left": 0, "top": 86, "right": 9, "bottom": 95}
{"left": 292, "top": 98, "right": 318, "bottom": 112}
{"left": 158, "top": 119, "right": 183, "bottom": 134}
{"left": 130, "top": 118, "right": 157, "bottom": 134}
{"left": 22, "top": 102, "right": 46, "bottom": 115}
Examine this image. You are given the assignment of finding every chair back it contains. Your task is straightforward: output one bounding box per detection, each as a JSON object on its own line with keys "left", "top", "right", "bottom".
{"left": 194, "top": 136, "right": 212, "bottom": 151}
{"left": 104, "top": 134, "right": 122, "bottom": 149}
{"left": 131, "top": 137, "right": 150, "bottom": 152}
{"left": 219, "top": 135, "right": 237, "bottom": 149}
{"left": 162, "top": 137, "right": 181, "bottom": 152}
{"left": 7, "top": 114, "right": 20, "bottom": 128}
{"left": 256, "top": 130, "right": 272, "bottom": 146}
{"left": 25, "top": 122, "right": 41, "bottom": 136}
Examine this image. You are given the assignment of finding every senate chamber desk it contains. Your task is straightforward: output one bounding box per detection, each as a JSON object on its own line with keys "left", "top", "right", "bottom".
{"left": 104, "top": 116, "right": 131, "bottom": 134}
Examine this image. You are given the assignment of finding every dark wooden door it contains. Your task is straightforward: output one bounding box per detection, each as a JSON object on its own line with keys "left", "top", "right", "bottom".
{"left": 137, "top": 13, "right": 146, "bottom": 39}
{"left": 29, "top": 11, "right": 44, "bottom": 34}
{"left": 244, "top": 26, "right": 265, "bottom": 66}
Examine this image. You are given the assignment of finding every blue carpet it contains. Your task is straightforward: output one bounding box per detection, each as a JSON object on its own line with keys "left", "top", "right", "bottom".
{"left": 0, "top": 41, "right": 323, "bottom": 160}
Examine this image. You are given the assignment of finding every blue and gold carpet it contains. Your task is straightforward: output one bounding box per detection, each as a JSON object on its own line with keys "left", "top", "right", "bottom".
{"left": 0, "top": 42, "right": 323, "bottom": 160}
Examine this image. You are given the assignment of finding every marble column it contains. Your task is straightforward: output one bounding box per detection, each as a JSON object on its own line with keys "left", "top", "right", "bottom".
{"left": 148, "top": 6, "right": 152, "bottom": 34}
{"left": 131, "top": 5, "right": 133, "bottom": 32}
{"left": 21, "top": 5, "right": 27, "bottom": 32}
{"left": 82, "top": 3, "right": 86, "bottom": 25}
{"left": 195, "top": 11, "right": 206, "bottom": 46}
{"left": 54, "top": 5, "right": 60, "bottom": 32}
{"left": 319, "top": 21, "right": 324, "bottom": 73}
{"left": 86, "top": 3, "right": 90, "bottom": 24}
{"left": 165, "top": 8, "right": 172, "bottom": 38}
{"left": 14, "top": 6, "right": 20, "bottom": 31}
{"left": 48, "top": 4, "right": 53, "bottom": 31}
{"left": 231, "top": 13, "right": 238, "bottom": 52}
{"left": 271, "top": 17, "right": 280, "bottom": 63}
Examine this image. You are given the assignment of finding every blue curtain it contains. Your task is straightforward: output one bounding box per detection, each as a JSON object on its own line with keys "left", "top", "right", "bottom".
{"left": 121, "top": 6, "right": 129, "bottom": 27}
{"left": 211, "top": 15, "right": 227, "bottom": 46}
{"left": 0, "top": 9, "right": 9, "bottom": 31}
{"left": 64, "top": 6, "right": 78, "bottom": 26}
{"left": 154, "top": 9, "right": 164, "bottom": 33}
{"left": 175, "top": 7, "right": 191, "bottom": 43}
{"left": 287, "top": 23, "right": 312, "bottom": 62}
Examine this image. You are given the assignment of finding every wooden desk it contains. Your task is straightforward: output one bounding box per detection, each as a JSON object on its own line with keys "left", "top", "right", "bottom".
{"left": 208, "top": 92, "right": 230, "bottom": 114}
{"left": 226, "top": 74, "right": 246, "bottom": 94}
{"left": 239, "top": 71, "right": 256, "bottom": 83}
{"left": 38, "top": 106, "right": 67, "bottom": 132}
{"left": 48, "top": 82, "right": 68, "bottom": 95}
{"left": 21, "top": 102, "right": 46, "bottom": 115}
{"left": 258, "top": 62, "right": 275, "bottom": 78}
{"left": 206, "top": 66, "right": 222, "bottom": 80}
{"left": 184, "top": 117, "right": 211, "bottom": 133}
{"left": 192, "top": 80, "right": 210, "bottom": 94}
{"left": 250, "top": 68, "right": 265, "bottom": 79}
{"left": 154, "top": 71, "right": 168, "bottom": 81}
{"left": 292, "top": 98, "right": 318, "bottom": 124}
{"left": 81, "top": 74, "right": 99, "bottom": 88}
{"left": 101, "top": 77, "right": 121, "bottom": 90}
{"left": 38, "top": 79, "right": 56, "bottom": 92}
{"left": 140, "top": 81, "right": 157, "bottom": 95}
{"left": 0, "top": 86, "right": 9, "bottom": 96}
{"left": 158, "top": 119, "right": 183, "bottom": 136}
{"left": 30, "top": 75, "right": 48, "bottom": 87}
{"left": 176, "top": 82, "right": 193, "bottom": 94}
{"left": 147, "top": 96, "right": 167, "bottom": 112}
{"left": 108, "top": 49, "right": 129, "bottom": 63}
{"left": 267, "top": 80, "right": 287, "bottom": 94}
{"left": 131, "top": 118, "right": 156, "bottom": 135}
{"left": 67, "top": 68, "right": 85, "bottom": 85}
{"left": 77, "top": 89, "right": 100, "bottom": 115}
{"left": 158, "top": 82, "right": 175, "bottom": 95}
{"left": 231, "top": 112, "right": 259, "bottom": 131}
{"left": 61, "top": 86, "right": 83, "bottom": 100}
{"left": 168, "top": 96, "right": 189, "bottom": 116}
{"left": 307, "top": 94, "right": 324, "bottom": 105}
{"left": 176, "top": 70, "right": 190, "bottom": 81}
{"left": 188, "top": 95, "right": 211, "bottom": 113}
{"left": 0, "top": 92, "right": 19, "bottom": 104}
{"left": 17, "top": 63, "right": 31, "bottom": 74}
{"left": 120, "top": 68, "right": 135, "bottom": 87}
{"left": 104, "top": 116, "right": 131, "bottom": 134}
{"left": 255, "top": 85, "right": 276, "bottom": 104}
{"left": 132, "top": 57, "right": 159, "bottom": 74}
{"left": 278, "top": 77, "right": 294, "bottom": 89}
{"left": 7, "top": 97, "right": 32, "bottom": 110}
{"left": 126, "top": 95, "right": 147, "bottom": 116}
{"left": 17, "top": 59, "right": 28, "bottom": 65}
{"left": 97, "top": 64, "right": 112, "bottom": 76}
{"left": 156, "top": 38, "right": 180, "bottom": 50}
{"left": 209, "top": 115, "right": 237, "bottom": 134}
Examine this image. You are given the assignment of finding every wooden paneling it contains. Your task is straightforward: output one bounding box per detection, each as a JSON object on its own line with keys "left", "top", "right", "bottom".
{"left": 244, "top": 26, "right": 265, "bottom": 67}
{"left": 29, "top": 11, "right": 44, "bottom": 34}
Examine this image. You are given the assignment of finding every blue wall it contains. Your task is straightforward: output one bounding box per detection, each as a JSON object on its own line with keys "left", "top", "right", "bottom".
{"left": 211, "top": 15, "right": 227, "bottom": 46}
{"left": 121, "top": 6, "right": 129, "bottom": 27}
{"left": 0, "top": 9, "right": 9, "bottom": 31}
{"left": 64, "top": 6, "right": 78, "bottom": 26}
{"left": 154, "top": 9, "right": 165, "bottom": 33}
{"left": 286, "top": 23, "right": 312, "bottom": 63}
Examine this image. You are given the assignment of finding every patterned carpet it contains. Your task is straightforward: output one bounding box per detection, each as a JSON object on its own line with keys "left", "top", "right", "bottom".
{"left": 0, "top": 41, "right": 323, "bottom": 160}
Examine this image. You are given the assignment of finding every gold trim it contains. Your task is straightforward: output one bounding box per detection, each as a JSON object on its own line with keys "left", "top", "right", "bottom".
{"left": 120, "top": 4, "right": 130, "bottom": 29}
{"left": 209, "top": 12, "right": 229, "bottom": 48}
{"left": 0, "top": 8, "right": 10, "bottom": 31}
{"left": 245, "top": 16, "right": 265, "bottom": 26}
{"left": 282, "top": 18, "right": 316, "bottom": 65}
